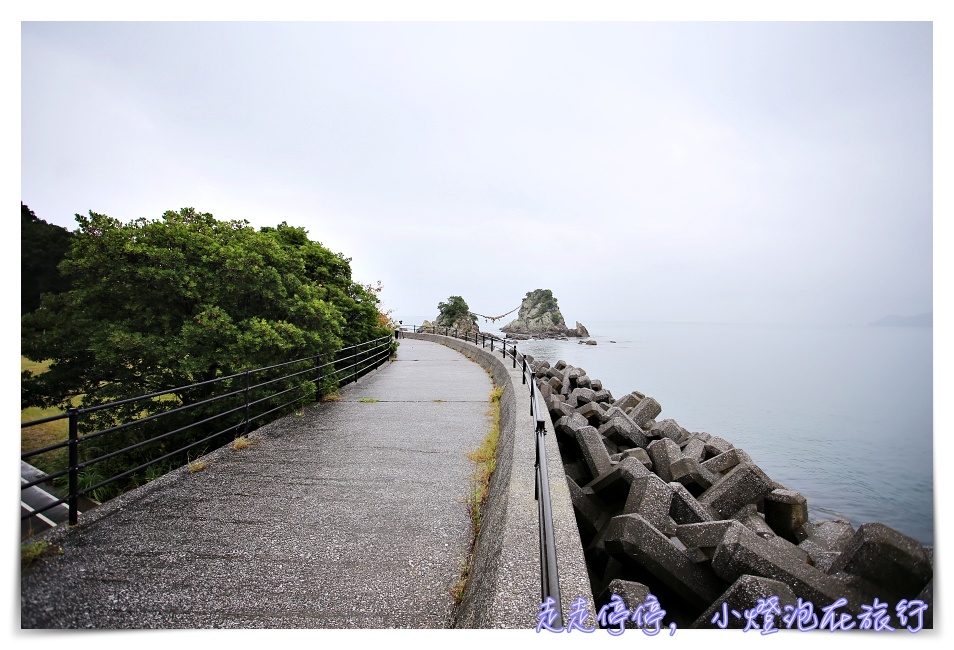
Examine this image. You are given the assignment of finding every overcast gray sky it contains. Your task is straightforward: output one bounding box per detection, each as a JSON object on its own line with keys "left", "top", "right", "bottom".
{"left": 20, "top": 18, "right": 936, "bottom": 326}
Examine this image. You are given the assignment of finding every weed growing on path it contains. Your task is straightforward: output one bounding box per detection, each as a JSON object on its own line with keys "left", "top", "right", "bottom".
{"left": 454, "top": 384, "right": 503, "bottom": 607}
{"left": 21, "top": 540, "right": 61, "bottom": 571}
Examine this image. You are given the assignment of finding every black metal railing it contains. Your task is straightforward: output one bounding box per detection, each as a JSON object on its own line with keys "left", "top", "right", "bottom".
{"left": 21, "top": 335, "right": 395, "bottom": 529}
{"left": 410, "top": 325, "right": 563, "bottom": 619}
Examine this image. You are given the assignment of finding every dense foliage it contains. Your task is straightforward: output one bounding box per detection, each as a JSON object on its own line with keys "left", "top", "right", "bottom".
{"left": 21, "top": 203, "right": 73, "bottom": 314}
{"left": 21, "top": 207, "right": 392, "bottom": 498}
{"left": 524, "top": 288, "right": 563, "bottom": 324}
{"left": 436, "top": 295, "right": 476, "bottom": 328}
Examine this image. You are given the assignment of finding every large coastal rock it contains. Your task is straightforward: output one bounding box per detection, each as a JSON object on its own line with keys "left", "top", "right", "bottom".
{"left": 501, "top": 289, "right": 589, "bottom": 338}
{"left": 421, "top": 317, "right": 479, "bottom": 334}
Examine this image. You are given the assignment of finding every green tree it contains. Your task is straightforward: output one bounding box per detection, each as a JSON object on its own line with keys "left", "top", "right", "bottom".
{"left": 436, "top": 295, "right": 475, "bottom": 328}
{"left": 21, "top": 208, "right": 392, "bottom": 497}
{"left": 21, "top": 203, "right": 73, "bottom": 314}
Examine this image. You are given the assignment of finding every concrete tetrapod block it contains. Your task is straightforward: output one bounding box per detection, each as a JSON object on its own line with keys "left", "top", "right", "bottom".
{"left": 622, "top": 475, "right": 676, "bottom": 535}
{"left": 764, "top": 488, "right": 809, "bottom": 544}
{"left": 668, "top": 482, "right": 715, "bottom": 526}
{"left": 674, "top": 520, "right": 744, "bottom": 555}
{"left": 604, "top": 513, "right": 727, "bottom": 612}
{"left": 629, "top": 396, "right": 662, "bottom": 429}
{"left": 548, "top": 399, "right": 575, "bottom": 421}
{"left": 700, "top": 447, "right": 752, "bottom": 475}
{"left": 681, "top": 435, "right": 708, "bottom": 463}
{"left": 733, "top": 504, "right": 812, "bottom": 565}
{"left": 692, "top": 575, "right": 799, "bottom": 629}
{"left": 610, "top": 447, "right": 652, "bottom": 470}
{"left": 576, "top": 400, "right": 605, "bottom": 426}
{"left": 562, "top": 458, "right": 591, "bottom": 487}
{"left": 697, "top": 462, "right": 775, "bottom": 520}
{"left": 797, "top": 540, "right": 841, "bottom": 573}
{"left": 562, "top": 368, "right": 580, "bottom": 396}
{"left": 670, "top": 457, "right": 718, "bottom": 495}
{"left": 566, "top": 477, "right": 610, "bottom": 545}
{"left": 647, "top": 438, "right": 683, "bottom": 483}
{"left": 568, "top": 387, "right": 597, "bottom": 408}
{"left": 711, "top": 521, "right": 867, "bottom": 615}
{"left": 586, "top": 457, "right": 652, "bottom": 507}
{"left": 826, "top": 522, "right": 933, "bottom": 600}
{"left": 536, "top": 379, "right": 553, "bottom": 404}
{"left": 595, "top": 579, "right": 652, "bottom": 630}
{"left": 733, "top": 503, "right": 777, "bottom": 536}
{"left": 795, "top": 519, "right": 855, "bottom": 551}
{"left": 600, "top": 405, "right": 626, "bottom": 420}
{"left": 554, "top": 412, "right": 590, "bottom": 444}
{"left": 796, "top": 520, "right": 855, "bottom": 571}
{"left": 703, "top": 436, "right": 734, "bottom": 458}
{"left": 598, "top": 413, "right": 649, "bottom": 450}
{"left": 575, "top": 426, "right": 614, "bottom": 482}
{"left": 614, "top": 392, "right": 642, "bottom": 412}
{"left": 655, "top": 419, "right": 690, "bottom": 445}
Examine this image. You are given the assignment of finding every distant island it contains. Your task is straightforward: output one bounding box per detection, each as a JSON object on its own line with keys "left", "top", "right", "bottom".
{"left": 870, "top": 312, "right": 932, "bottom": 327}
{"left": 500, "top": 289, "right": 589, "bottom": 340}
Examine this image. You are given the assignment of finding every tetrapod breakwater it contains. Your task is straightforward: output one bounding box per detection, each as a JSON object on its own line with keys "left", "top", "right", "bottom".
{"left": 529, "top": 356, "right": 934, "bottom": 631}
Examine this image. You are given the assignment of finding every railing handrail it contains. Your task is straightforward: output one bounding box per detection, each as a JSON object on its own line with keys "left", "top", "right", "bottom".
{"left": 409, "top": 324, "right": 563, "bottom": 620}
{"left": 21, "top": 334, "right": 394, "bottom": 425}
{"left": 21, "top": 334, "right": 396, "bottom": 528}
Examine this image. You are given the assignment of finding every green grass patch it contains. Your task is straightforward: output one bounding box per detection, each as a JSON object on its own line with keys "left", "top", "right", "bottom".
{"left": 21, "top": 540, "right": 62, "bottom": 571}
{"left": 453, "top": 384, "right": 503, "bottom": 607}
{"left": 358, "top": 397, "right": 379, "bottom": 403}
{"left": 21, "top": 357, "right": 72, "bottom": 475}
{"left": 22, "top": 357, "right": 52, "bottom": 375}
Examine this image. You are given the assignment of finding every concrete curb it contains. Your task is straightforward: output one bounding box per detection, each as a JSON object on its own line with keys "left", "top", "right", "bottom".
{"left": 404, "top": 332, "right": 593, "bottom": 628}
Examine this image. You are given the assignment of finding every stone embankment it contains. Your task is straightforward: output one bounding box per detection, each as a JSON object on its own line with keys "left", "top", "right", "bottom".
{"left": 529, "top": 357, "right": 934, "bottom": 630}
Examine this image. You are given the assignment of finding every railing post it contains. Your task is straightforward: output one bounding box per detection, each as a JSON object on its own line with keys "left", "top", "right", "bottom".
{"left": 513, "top": 346, "right": 517, "bottom": 368}
{"left": 315, "top": 358, "right": 322, "bottom": 402}
{"left": 522, "top": 356, "right": 527, "bottom": 384}
{"left": 529, "top": 370, "right": 536, "bottom": 416}
{"left": 67, "top": 407, "right": 79, "bottom": 526}
{"left": 243, "top": 370, "right": 250, "bottom": 435}
{"left": 490, "top": 337, "right": 494, "bottom": 352}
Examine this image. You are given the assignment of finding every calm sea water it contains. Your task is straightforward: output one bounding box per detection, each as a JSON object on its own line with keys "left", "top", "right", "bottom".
{"left": 496, "top": 321, "right": 934, "bottom": 546}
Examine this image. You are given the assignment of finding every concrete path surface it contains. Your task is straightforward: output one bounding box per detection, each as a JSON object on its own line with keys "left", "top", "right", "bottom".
{"left": 20, "top": 339, "right": 494, "bottom": 628}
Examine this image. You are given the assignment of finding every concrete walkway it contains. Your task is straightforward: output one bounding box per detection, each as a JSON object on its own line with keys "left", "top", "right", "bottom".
{"left": 20, "top": 339, "right": 494, "bottom": 628}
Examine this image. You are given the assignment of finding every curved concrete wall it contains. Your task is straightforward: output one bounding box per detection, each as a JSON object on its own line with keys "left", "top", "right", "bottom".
{"left": 404, "top": 332, "right": 592, "bottom": 628}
